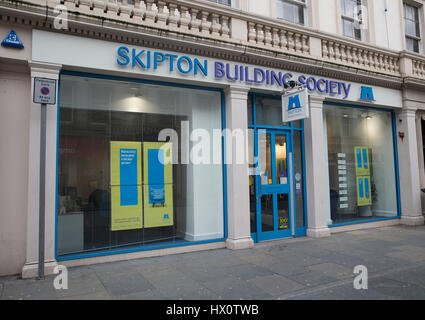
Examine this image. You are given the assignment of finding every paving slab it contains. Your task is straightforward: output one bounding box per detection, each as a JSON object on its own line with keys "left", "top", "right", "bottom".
{"left": 141, "top": 267, "right": 217, "bottom": 300}
{"left": 1, "top": 277, "right": 57, "bottom": 300}
{"left": 175, "top": 264, "right": 228, "bottom": 283}
{"left": 385, "top": 266, "right": 425, "bottom": 288}
{"left": 203, "top": 276, "right": 272, "bottom": 300}
{"left": 223, "top": 264, "right": 275, "bottom": 281}
{"left": 320, "top": 283, "right": 394, "bottom": 300}
{"left": 247, "top": 274, "right": 305, "bottom": 296}
{"left": 55, "top": 267, "right": 106, "bottom": 299}
{"left": 102, "top": 273, "right": 154, "bottom": 297}
{"left": 386, "top": 250, "right": 425, "bottom": 263}
{"left": 367, "top": 276, "right": 425, "bottom": 300}
{"left": 59, "top": 291, "right": 112, "bottom": 300}
{"left": 392, "top": 245, "right": 425, "bottom": 255}
{"left": 114, "top": 288, "right": 164, "bottom": 300}
{"left": 307, "top": 262, "right": 353, "bottom": 280}
{"left": 284, "top": 270, "right": 337, "bottom": 288}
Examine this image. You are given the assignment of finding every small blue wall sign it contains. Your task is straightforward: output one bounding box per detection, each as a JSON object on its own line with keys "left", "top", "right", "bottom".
{"left": 1, "top": 30, "right": 24, "bottom": 49}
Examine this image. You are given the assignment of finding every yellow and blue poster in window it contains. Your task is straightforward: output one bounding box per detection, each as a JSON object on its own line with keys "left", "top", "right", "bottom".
{"left": 110, "top": 141, "right": 143, "bottom": 231}
{"left": 354, "top": 146, "right": 372, "bottom": 206}
{"left": 354, "top": 146, "right": 370, "bottom": 176}
{"left": 143, "top": 142, "right": 174, "bottom": 228}
{"left": 357, "top": 176, "right": 372, "bottom": 206}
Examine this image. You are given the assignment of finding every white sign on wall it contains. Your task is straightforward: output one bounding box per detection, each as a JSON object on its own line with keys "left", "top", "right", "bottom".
{"left": 282, "top": 89, "right": 309, "bottom": 122}
{"left": 33, "top": 77, "right": 56, "bottom": 105}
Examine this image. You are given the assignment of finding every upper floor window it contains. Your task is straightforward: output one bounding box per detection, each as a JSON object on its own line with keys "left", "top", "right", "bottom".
{"left": 208, "top": 0, "right": 231, "bottom": 6}
{"left": 341, "top": 0, "right": 362, "bottom": 40}
{"left": 276, "top": 0, "right": 306, "bottom": 25}
{"left": 404, "top": 3, "right": 421, "bottom": 53}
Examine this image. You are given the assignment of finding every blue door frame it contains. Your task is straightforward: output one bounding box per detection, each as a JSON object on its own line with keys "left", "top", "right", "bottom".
{"left": 256, "top": 130, "right": 292, "bottom": 241}
{"left": 250, "top": 128, "right": 307, "bottom": 242}
{"left": 249, "top": 93, "right": 307, "bottom": 243}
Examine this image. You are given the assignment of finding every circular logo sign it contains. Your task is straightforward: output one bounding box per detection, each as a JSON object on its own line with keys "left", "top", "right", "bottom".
{"left": 40, "top": 87, "right": 50, "bottom": 95}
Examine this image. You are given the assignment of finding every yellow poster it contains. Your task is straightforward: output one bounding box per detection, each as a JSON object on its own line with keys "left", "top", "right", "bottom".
{"left": 354, "top": 147, "right": 370, "bottom": 176}
{"left": 143, "top": 142, "right": 174, "bottom": 228}
{"left": 356, "top": 176, "right": 372, "bottom": 206}
{"left": 110, "top": 141, "right": 143, "bottom": 231}
{"left": 354, "top": 146, "right": 372, "bottom": 206}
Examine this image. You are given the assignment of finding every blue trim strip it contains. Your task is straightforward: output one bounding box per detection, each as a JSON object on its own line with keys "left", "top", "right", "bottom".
{"left": 54, "top": 77, "right": 61, "bottom": 261}
{"left": 300, "top": 124, "right": 308, "bottom": 229}
{"left": 56, "top": 70, "right": 228, "bottom": 260}
{"left": 221, "top": 91, "right": 228, "bottom": 239}
{"left": 329, "top": 217, "right": 400, "bottom": 228}
{"left": 392, "top": 111, "right": 402, "bottom": 218}
{"left": 57, "top": 238, "right": 226, "bottom": 262}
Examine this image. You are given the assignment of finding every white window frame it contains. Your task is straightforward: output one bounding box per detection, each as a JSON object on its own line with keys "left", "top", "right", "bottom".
{"left": 403, "top": 2, "right": 422, "bottom": 54}
{"left": 340, "top": 0, "right": 364, "bottom": 41}
{"left": 207, "top": 0, "right": 232, "bottom": 7}
{"left": 276, "top": 0, "right": 307, "bottom": 26}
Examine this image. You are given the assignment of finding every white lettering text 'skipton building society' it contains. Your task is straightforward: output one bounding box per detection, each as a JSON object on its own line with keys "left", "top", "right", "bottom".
{"left": 1, "top": 0, "right": 425, "bottom": 277}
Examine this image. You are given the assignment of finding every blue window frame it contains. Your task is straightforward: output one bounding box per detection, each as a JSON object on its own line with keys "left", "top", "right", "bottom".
{"left": 55, "top": 70, "right": 228, "bottom": 261}
{"left": 324, "top": 101, "right": 401, "bottom": 228}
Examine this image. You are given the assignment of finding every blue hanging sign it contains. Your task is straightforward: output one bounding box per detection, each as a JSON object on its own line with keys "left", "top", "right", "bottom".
{"left": 1, "top": 30, "right": 24, "bottom": 49}
{"left": 282, "top": 88, "right": 309, "bottom": 122}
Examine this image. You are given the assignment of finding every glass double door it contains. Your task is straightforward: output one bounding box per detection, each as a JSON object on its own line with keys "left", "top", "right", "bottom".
{"left": 250, "top": 129, "right": 305, "bottom": 242}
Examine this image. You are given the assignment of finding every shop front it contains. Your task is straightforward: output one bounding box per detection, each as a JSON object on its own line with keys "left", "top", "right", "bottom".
{"left": 22, "top": 28, "right": 405, "bottom": 273}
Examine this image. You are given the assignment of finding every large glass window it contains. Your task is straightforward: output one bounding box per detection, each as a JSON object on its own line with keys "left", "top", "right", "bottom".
{"left": 341, "top": 0, "right": 362, "bottom": 40}
{"left": 276, "top": 0, "right": 306, "bottom": 25}
{"left": 324, "top": 105, "right": 398, "bottom": 225}
{"left": 57, "top": 74, "right": 224, "bottom": 256}
{"left": 404, "top": 3, "right": 421, "bottom": 53}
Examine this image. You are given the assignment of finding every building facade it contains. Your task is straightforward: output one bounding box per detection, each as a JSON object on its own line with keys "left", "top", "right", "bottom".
{"left": 0, "top": 0, "right": 425, "bottom": 277}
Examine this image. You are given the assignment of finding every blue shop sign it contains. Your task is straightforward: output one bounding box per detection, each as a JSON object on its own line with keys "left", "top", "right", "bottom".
{"left": 116, "top": 46, "right": 353, "bottom": 99}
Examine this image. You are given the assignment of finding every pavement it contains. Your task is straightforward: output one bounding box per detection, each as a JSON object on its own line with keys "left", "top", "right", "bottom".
{"left": 1, "top": 224, "right": 425, "bottom": 300}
